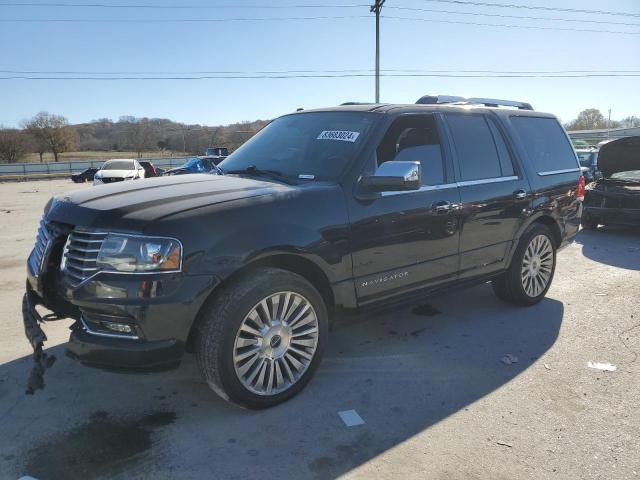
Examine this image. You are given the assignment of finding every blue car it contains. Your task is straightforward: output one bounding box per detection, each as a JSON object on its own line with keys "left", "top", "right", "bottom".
{"left": 164, "top": 156, "right": 224, "bottom": 176}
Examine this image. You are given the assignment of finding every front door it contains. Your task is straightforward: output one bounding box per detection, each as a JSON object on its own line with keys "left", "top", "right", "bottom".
{"left": 349, "top": 114, "right": 462, "bottom": 304}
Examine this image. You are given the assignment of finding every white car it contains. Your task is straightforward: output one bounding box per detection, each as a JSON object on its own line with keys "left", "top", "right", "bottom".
{"left": 93, "top": 159, "right": 146, "bottom": 185}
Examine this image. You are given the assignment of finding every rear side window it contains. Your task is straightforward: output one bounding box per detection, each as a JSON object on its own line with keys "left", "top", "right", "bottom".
{"left": 446, "top": 114, "right": 514, "bottom": 181}
{"left": 510, "top": 116, "right": 577, "bottom": 173}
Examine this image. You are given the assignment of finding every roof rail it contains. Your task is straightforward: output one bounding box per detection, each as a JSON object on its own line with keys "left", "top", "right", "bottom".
{"left": 416, "top": 94, "right": 533, "bottom": 110}
{"left": 340, "top": 102, "right": 375, "bottom": 106}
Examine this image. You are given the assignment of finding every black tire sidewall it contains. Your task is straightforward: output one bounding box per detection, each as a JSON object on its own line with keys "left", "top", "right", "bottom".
{"left": 507, "top": 224, "right": 557, "bottom": 305}
{"left": 205, "top": 269, "right": 328, "bottom": 409}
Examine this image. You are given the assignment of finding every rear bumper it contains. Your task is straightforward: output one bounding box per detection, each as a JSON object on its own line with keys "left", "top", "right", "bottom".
{"left": 584, "top": 206, "right": 640, "bottom": 226}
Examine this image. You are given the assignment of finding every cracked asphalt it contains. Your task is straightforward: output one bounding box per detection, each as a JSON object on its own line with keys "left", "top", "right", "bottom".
{"left": 0, "top": 180, "right": 639, "bottom": 480}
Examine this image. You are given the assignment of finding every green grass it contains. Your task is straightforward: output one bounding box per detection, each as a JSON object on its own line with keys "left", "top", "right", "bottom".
{"left": 20, "top": 150, "right": 186, "bottom": 163}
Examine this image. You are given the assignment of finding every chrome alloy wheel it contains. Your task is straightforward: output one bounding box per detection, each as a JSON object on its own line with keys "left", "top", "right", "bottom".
{"left": 521, "top": 234, "right": 554, "bottom": 298}
{"left": 233, "top": 291, "right": 319, "bottom": 396}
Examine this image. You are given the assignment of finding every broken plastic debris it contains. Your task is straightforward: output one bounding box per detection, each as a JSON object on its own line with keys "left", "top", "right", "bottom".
{"left": 500, "top": 354, "right": 518, "bottom": 365}
{"left": 587, "top": 361, "right": 616, "bottom": 372}
{"left": 544, "top": 364, "right": 551, "bottom": 370}
{"left": 594, "top": 293, "right": 607, "bottom": 296}
{"left": 338, "top": 409, "right": 365, "bottom": 427}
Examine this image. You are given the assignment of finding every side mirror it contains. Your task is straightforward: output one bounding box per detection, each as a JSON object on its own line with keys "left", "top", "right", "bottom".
{"left": 361, "top": 161, "right": 421, "bottom": 192}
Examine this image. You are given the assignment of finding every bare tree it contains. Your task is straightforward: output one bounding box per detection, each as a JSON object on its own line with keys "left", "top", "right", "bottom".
{"left": 619, "top": 116, "right": 640, "bottom": 128}
{"left": 23, "top": 112, "right": 75, "bottom": 162}
{"left": 126, "top": 118, "right": 157, "bottom": 158}
{"left": 0, "top": 128, "right": 28, "bottom": 163}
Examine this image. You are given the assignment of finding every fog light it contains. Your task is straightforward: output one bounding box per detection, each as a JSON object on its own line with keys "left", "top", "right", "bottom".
{"left": 101, "top": 321, "right": 134, "bottom": 334}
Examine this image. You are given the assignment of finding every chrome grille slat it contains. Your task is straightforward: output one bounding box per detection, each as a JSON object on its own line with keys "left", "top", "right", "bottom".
{"left": 73, "top": 247, "right": 100, "bottom": 253}
{"left": 62, "top": 229, "right": 108, "bottom": 288}
{"left": 30, "top": 219, "right": 52, "bottom": 275}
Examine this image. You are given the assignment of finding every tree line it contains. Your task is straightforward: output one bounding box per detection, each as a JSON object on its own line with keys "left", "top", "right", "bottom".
{"left": 564, "top": 109, "right": 640, "bottom": 131}
{"left": 2, "top": 108, "right": 639, "bottom": 164}
{"left": 0, "top": 112, "right": 269, "bottom": 163}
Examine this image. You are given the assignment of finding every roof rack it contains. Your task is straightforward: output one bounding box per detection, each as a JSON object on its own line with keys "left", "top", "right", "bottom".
{"left": 416, "top": 94, "right": 533, "bottom": 110}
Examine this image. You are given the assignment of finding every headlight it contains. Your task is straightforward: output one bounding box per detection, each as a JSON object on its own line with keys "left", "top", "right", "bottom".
{"left": 96, "top": 234, "right": 182, "bottom": 273}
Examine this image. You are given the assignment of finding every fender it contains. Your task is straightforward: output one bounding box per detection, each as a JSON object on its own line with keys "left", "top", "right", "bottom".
{"left": 505, "top": 207, "right": 563, "bottom": 267}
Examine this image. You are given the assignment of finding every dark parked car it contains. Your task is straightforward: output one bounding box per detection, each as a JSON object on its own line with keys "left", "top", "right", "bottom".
{"left": 71, "top": 167, "right": 98, "bottom": 183}
{"left": 582, "top": 136, "right": 640, "bottom": 229}
{"left": 163, "top": 156, "right": 223, "bottom": 176}
{"left": 23, "top": 98, "right": 583, "bottom": 408}
{"left": 138, "top": 160, "right": 159, "bottom": 178}
{"left": 576, "top": 147, "right": 598, "bottom": 182}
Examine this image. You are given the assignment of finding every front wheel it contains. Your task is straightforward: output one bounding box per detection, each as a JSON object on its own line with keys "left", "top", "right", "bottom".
{"left": 196, "top": 268, "right": 328, "bottom": 409}
{"left": 492, "top": 224, "right": 556, "bottom": 306}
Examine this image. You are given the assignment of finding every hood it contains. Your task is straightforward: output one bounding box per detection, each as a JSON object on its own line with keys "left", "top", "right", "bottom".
{"left": 47, "top": 173, "right": 292, "bottom": 231}
{"left": 597, "top": 136, "right": 640, "bottom": 178}
{"left": 96, "top": 169, "right": 136, "bottom": 178}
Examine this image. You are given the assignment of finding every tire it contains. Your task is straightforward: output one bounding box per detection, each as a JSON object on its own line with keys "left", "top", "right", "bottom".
{"left": 195, "top": 268, "right": 328, "bottom": 409}
{"left": 492, "top": 223, "right": 557, "bottom": 306}
{"left": 581, "top": 213, "right": 598, "bottom": 230}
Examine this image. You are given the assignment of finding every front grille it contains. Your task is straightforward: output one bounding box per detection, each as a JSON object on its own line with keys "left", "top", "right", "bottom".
{"left": 62, "top": 229, "right": 107, "bottom": 287}
{"left": 101, "top": 177, "right": 124, "bottom": 184}
{"left": 28, "top": 219, "right": 53, "bottom": 275}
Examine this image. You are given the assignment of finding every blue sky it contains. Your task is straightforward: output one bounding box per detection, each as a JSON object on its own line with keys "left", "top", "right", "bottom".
{"left": 0, "top": 0, "right": 639, "bottom": 127}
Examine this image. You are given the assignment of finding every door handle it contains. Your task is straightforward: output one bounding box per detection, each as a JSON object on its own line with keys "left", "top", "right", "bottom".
{"left": 431, "top": 200, "right": 452, "bottom": 214}
{"left": 514, "top": 190, "right": 528, "bottom": 200}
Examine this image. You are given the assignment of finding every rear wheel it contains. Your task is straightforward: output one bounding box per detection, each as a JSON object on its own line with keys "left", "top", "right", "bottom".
{"left": 492, "top": 224, "right": 556, "bottom": 306}
{"left": 196, "top": 268, "right": 328, "bottom": 409}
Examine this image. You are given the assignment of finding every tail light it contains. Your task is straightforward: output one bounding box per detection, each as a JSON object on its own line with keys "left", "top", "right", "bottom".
{"left": 576, "top": 175, "right": 586, "bottom": 201}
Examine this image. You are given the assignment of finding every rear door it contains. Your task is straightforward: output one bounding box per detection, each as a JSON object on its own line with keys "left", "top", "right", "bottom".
{"left": 349, "top": 113, "right": 462, "bottom": 303}
{"left": 442, "top": 112, "right": 531, "bottom": 280}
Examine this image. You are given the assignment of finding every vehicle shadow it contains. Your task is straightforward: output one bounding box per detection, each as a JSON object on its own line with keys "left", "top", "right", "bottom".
{"left": 575, "top": 226, "right": 640, "bottom": 270}
{"left": 0, "top": 284, "right": 563, "bottom": 480}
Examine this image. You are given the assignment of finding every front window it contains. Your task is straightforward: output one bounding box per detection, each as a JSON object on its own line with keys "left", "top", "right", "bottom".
{"left": 102, "top": 160, "right": 135, "bottom": 170}
{"left": 219, "top": 111, "right": 376, "bottom": 181}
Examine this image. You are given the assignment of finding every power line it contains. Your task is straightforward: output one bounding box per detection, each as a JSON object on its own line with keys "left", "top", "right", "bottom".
{"left": 2, "top": 15, "right": 639, "bottom": 35}
{"left": 386, "top": 6, "right": 640, "bottom": 27}
{"left": 2, "top": 69, "right": 639, "bottom": 75}
{"left": 420, "top": 0, "right": 640, "bottom": 18}
{"left": 2, "top": 73, "right": 640, "bottom": 80}
{"left": 383, "top": 15, "right": 640, "bottom": 35}
{"left": 0, "top": 2, "right": 368, "bottom": 8}
{"left": 0, "top": 15, "right": 369, "bottom": 22}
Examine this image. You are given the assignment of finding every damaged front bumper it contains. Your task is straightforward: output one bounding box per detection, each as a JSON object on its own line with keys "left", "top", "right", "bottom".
{"left": 583, "top": 206, "right": 640, "bottom": 226}
{"left": 23, "top": 250, "right": 217, "bottom": 387}
{"left": 584, "top": 186, "right": 640, "bottom": 227}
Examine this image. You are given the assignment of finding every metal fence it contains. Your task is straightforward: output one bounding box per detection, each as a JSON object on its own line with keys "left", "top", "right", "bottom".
{"left": 0, "top": 157, "right": 191, "bottom": 180}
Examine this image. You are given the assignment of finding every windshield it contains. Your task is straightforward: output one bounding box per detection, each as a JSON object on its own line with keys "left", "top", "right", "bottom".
{"left": 218, "top": 111, "right": 376, "bottom": 180}
{"left": 102, "top": 160, "right": 135, "bottom": 170}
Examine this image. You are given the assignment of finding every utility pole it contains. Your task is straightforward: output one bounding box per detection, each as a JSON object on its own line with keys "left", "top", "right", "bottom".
{"left": 370, "top": 0, "right": 385, "bottom": 103}
{"left": 607, "top": 109, "right": 612, "bottom": 138}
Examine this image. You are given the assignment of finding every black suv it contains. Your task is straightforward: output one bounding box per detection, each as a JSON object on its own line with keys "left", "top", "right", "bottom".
{"left": 23, "top": 98, "right": 583, "bottom": 408}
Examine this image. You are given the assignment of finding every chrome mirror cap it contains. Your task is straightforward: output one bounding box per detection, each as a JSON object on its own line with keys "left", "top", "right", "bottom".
{"left": 361, "top": 161, "right": 421, "bottom": 193}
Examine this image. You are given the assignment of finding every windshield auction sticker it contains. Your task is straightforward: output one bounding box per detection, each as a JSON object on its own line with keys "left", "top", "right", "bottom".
{"left": 317, "top": 130, "right": 360, "bottom": 142}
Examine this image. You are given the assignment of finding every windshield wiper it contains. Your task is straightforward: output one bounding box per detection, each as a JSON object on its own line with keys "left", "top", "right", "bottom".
{"left": 223, "top": 165, "right": 294, "bottom": 184}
